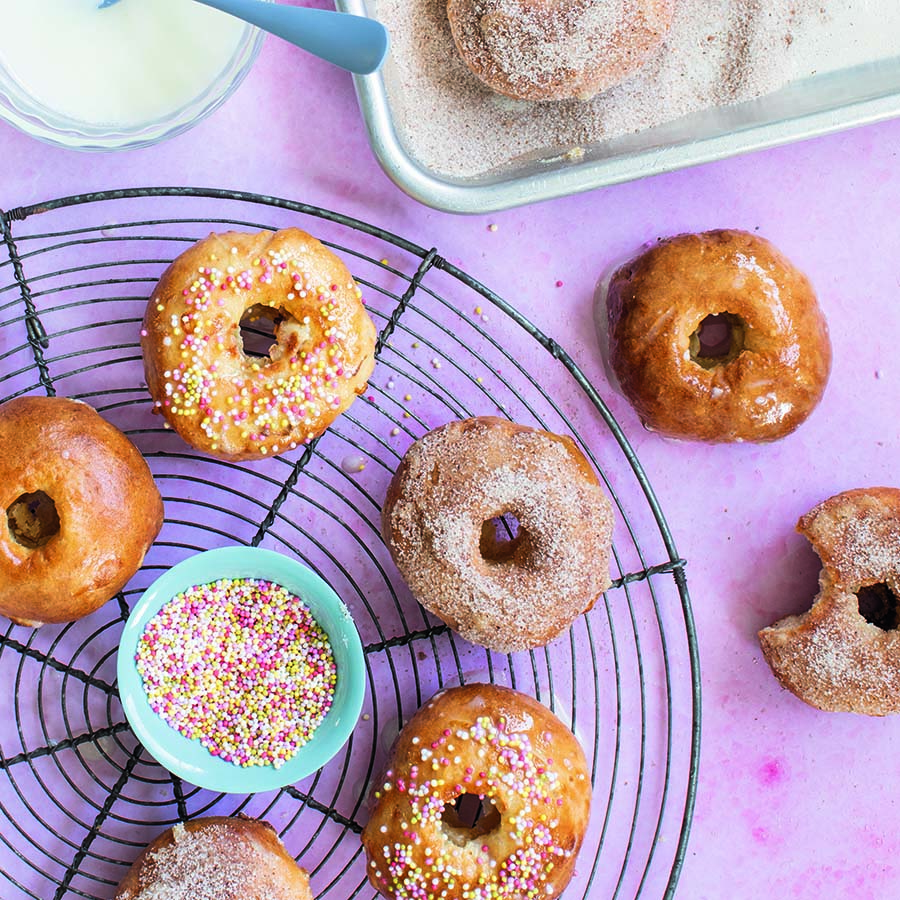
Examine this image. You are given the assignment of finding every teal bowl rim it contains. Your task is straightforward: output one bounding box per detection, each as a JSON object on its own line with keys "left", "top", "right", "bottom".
{"left": 117, "top": 546, "right": 366, "bottom": 793}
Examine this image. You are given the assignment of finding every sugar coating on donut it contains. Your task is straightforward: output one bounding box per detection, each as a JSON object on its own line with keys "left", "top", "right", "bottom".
{"left": 116, "top": 817, "right": 312, "bottom": 900}
{"left": 142, "top": 229, "right": 376, "bottom": 461}
{"left": 447, "top": 0, "right": 673, "bottom": 101}
{"left": 759, "top": 488, "right": 900, "bottom": 716}
{"left": 383, "top": 417, "right": 614, "bottom": 652}
{"left": 605, "top": 229, "right": 831, "bottom": 443}
{"left": 361, "top": 683, "right": 591, "bottom": 900}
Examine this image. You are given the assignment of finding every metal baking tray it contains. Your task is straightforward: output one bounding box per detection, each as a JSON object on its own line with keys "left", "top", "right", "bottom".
{"left": 336, "top": 0, "right": 900, "bottom": 214}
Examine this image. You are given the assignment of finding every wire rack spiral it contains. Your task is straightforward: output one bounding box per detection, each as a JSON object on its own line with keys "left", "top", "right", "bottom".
{"left": 0, "top": 187, "right": 700, "bottom": 900}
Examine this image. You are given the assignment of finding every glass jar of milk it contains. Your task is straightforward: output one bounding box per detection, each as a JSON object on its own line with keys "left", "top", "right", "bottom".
{"left": 0, "top": 0, "right": 263, "bottom": 150}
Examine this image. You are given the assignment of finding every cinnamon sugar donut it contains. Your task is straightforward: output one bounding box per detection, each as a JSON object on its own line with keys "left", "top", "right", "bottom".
{"left": 759, "top": 488, "right": 900, "bottom": 716}
{"left": 447, "top": 0, "right": 673, "bottom": 101}
{"left": 115, "top": 816, "right": 313, "bottom": 900}
{"left": 605, "top": 230, "right": 831, "bottom": 443}
{"left": 382, "top": 417, "right": 614, "bottom": 653}
{"left": 142, "top": 229, "right": 377, "bottom": 461}
{"left": 0, "top": 396, "right": 163, "bottom": 627}
{"left": 362, "top": 683, "right": 591, "bottom": 900}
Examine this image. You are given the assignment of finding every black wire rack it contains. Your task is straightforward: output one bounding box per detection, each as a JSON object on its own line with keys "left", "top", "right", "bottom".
{"left": 0, "top": 187, "right": 700, "bottom": 900}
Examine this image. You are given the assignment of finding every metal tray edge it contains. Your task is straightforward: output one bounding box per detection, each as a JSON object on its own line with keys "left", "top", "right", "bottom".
{"left": 341, "top": 0, "right": 900, "bottom": 213}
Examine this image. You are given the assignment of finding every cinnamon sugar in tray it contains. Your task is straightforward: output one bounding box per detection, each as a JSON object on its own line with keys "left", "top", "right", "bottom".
{"left": 374, "top": 0, "right": 900, "bottom": 179}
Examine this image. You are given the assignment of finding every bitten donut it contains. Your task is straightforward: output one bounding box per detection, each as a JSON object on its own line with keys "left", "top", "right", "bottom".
{"left": 115, "top": 816, "right": 314, "bottom": 900}
{"left": 382, "top": 417, "right": 614, "bottom": 653}
{"left": 142, "top": 228, "right": 377, "bottom": 460}
{"left": 759, "top": 488, "right": 900, "bottom": 716}
{"left": 605, "top": 229, "right": 831, "bottom": 443}
{"left": 0, "top": 396, "right": 163, "bottom": 627}
{"left": 362, "top": 683, "right": 591, "bottom": 900}
{"left": 447, "top": 0, "right": 673, "bottom": 101}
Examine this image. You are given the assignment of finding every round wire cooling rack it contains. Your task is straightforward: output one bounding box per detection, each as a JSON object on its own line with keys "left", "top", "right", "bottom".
{"left": 0, "top": 187, "right": 700, "bottom": 900}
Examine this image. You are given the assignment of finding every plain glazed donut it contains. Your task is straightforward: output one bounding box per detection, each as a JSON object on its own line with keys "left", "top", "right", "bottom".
{"left": 759, "top": 488, "right": 900, "bottom": 716}
{"left": 447, "top": 0, "right": 673, "bottom": 101}
{"left": 0, "top": 396, "right": 163, "bottom": 627}
{"left": 382, "top": 417, "right": 614, "bottom": 653}
{"left": 115, "top": 816, "right": 313, "bottom": 900}
{"left": 604, "top": 229, "right": 831, "bottom": 443}
{"left": 362, "top": 683, "right": 591, "bottom": 900}
{"left": 142, "top": 229, "right": 377, "bottom": 460}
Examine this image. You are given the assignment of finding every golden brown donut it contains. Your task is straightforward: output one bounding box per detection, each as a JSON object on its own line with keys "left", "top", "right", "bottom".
{"left": 382, "top": 417, "right": 614, "bottom": 653}
{"left": 0, "top": 396, "right": 163, "bottom": 627}
{"left": 115, "top": 816, "right": 313, "bottom": 900}
{"left": 759, "top": 488, "right": 900, "bottom": 716}
{"left": 362, "top": 683, "right": 591, "bottom": 900}
{"left": 142, "top": 229, "right": 377, "bottom": 461}
{"left": 605, "top": 229, "right": 831, "bottom": 443}
{"left": 447, "top": 0, "right": 673, "bottom": 101}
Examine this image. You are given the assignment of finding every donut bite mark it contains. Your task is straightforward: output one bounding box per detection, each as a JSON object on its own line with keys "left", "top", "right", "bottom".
{"left": 382, "top": 417, "right": 614, "bottom": 653}
{"left": 142, "top": 229, "right": 377, "bottom": 461}
{"left": 0, "top": 396, "right": 163, "bottom": 627}
{"left": 605, "top": 230, "right": 831, "bottom": 443}
{"left": 361, "top": 683, "right": 591, "bottom": 900}
{"left": 115, "top": 816, "right": 313, "bottom": 900}
{"left": 447, "top": 0, "right": 673, "bottom": 101}
{"left": 759, "top": 489, "right": 900, "bottom": 716}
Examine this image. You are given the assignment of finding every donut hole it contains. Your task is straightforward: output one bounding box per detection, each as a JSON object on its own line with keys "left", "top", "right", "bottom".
{"left": 689, "top": 313, "right": 746, "bottom": 369}
{"left": 7, "top": 491, "right": 60, "bottom": 549}
{"left": 480, "top": 512, "right": 526, "bottom": 562}
{"left": 856, "top": 582, "right": 900, "bottom": 631}
{"left": 441, "top": 794, "right": 502, "bottom": 846}
{"left": 238, "top": 305, "right": 304, "bottom": 360}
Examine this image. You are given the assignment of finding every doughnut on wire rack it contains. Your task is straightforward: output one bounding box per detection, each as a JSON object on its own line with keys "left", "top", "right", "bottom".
{"left": 0, "top": 187, "right": 700, "bottom": 900}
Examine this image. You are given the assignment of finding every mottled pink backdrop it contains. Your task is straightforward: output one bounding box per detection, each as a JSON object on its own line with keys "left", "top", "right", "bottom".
{"left": 2, "top": 4, "right": 900, "bottom": 898}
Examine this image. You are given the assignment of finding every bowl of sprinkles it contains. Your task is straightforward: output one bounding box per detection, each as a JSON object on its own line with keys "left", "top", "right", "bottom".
{"left": 117, "top": 546, "right": 366, "bottom": 792}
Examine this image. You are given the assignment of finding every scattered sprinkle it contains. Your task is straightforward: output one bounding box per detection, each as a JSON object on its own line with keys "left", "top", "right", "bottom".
{"left": 341, "top": 453, "right": 368, "bottom": 474}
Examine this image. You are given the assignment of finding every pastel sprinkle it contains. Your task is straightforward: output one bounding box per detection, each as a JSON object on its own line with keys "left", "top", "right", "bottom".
{"left": 341, "top": 453, "right": 367, "bottom": 474}
{"left": 135, "top": 577, "right": 336, "bottom": 768}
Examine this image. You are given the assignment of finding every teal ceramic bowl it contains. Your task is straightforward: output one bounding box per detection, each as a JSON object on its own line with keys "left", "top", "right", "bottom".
{"left": 117, "top": 546, "right": 365, "bottom": 793}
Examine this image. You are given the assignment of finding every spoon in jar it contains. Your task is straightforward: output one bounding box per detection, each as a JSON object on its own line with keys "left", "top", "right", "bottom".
{"left": 97, "top": 0, "right": 390, "bottom": 75}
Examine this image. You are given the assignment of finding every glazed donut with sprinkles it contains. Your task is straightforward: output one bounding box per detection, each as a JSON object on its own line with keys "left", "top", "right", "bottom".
{"left": 141, "top": 228, "right": 377, "bottom": 460}
{"left": 361, "top": 683, "right": 591, "bottom": 900}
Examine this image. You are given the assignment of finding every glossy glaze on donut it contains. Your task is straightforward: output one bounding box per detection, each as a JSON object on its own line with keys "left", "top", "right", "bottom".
{"left": 142, "top": 229, "right": 377, "bottom": 460}
{"left": 115, "top": 816, "right": 313, "bottom": 900}
{"left": 382, "top": 417, "right": 614, "bottom": 653}
{"left": 759, "top": 488, "right": 900, "bottom": 716}
{"left": 361, "top": 683, "right": 591, "bottom": 900}
{"left": 605, "top": 229, "right": 831, "bottom": 443}
{"left": 0, "top": 396, "right": 163, "bottom": 627}
{"left": 447, "top": 0, "right": 673, "bottom": 101}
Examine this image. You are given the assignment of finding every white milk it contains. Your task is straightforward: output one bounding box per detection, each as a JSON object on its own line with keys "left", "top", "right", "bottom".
{"left": 0, "top": 0, "right": 248, "bottom": 126}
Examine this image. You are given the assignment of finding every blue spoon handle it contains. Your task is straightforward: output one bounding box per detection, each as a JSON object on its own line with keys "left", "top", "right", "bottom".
{"left": 194, "top": 0, "right": 389, "bottom": 75}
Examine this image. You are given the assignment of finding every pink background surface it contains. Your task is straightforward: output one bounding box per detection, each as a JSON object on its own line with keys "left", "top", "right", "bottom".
{"left": 2, "top": 10, "right": 900, "bottom": 899}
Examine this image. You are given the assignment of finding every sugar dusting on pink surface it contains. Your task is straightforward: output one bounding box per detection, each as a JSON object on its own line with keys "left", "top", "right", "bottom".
{"left": 375, "top": 0, "right": 899, "bottom": 178}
